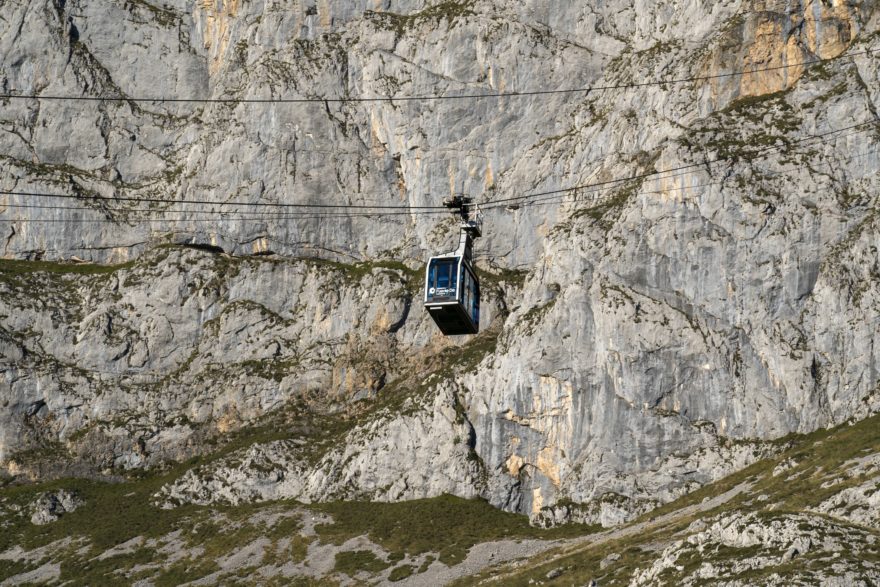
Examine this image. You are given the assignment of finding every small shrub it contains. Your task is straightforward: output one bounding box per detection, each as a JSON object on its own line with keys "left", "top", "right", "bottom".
{"left": 334, "top": 550, "right": 391, "bottom": 576}
{"left": 389, "top": 564, "right": 415, "bottom": 581}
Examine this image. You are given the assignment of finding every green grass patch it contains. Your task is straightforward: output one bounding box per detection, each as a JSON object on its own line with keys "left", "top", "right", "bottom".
{"left": 314, "top": 494, "right": 599, "bottom": 567}
{"left": 334, "top": 550, "right": 391, "bottom": 576}
{"left": 519, "top": 298, "right": 557, "bottom": 333}
{"left": 0, "top": 258, "right": 134, "bottom": 275}
{"left": 152, "top": 559, "right": 221, "bottom": 587}
{"left": 58, "top": 547, "right": 156, "bottom": 585}
{"left": 389, "top": 564, "right": 415, "bottom": 581}
{"left": 418, "top": 554, "right": 436, "bottom": 573}
{"left": 123, "top": 0, "right": 180, "bottom": 28}
{"left": 0, "top": 475, "right": 185, "bottom": 554}
{"left": 288, "top": 535, "right": 312, "bottom": 563}
{"left": 478, "top": 266, "right": 529, "bottom": 290}
{"left": 367, "top": 1, "right": 475, "bottom": 38}
{"left": 678, "top": 87, "right": 802, "bottom": 163}
{"left": 0, "top": 560, "right": 34, "bottom": 582}
{"left": 0, "top": 468, "right": 318, "bottom": 584}
{"left": 0, "top": 469, "right": 208, "bottom": 584}
{"left": 302, "top": 257, "right": 421, "bottom": 292}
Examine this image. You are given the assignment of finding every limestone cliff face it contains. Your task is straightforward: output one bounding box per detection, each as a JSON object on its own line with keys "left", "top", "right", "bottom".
{"left": 1, "top": 0, "right": 879, "bottom": 523}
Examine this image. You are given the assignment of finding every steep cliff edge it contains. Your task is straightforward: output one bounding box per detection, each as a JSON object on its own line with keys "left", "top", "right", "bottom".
{"left": 1, "top": 0, "right": 879, "bottom": 529}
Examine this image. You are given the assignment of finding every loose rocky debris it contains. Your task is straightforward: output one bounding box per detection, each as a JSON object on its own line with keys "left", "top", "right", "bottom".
{"left": 812, "top": 477, "right": 880, "bottom": 529}
{"left": 599, "top": 552, "right": 620, "bottom": 569}
{"left": 629, "top": 511, "right": 880, "bottom": 586}
{"left": 29, "top": 490, "right": 83, "bottom": 525}
{"left": 531, "top": 494, "right": 658, "bottom": 529}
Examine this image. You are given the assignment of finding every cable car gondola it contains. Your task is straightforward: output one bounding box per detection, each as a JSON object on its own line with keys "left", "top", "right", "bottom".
{"left": 424, "top": 197, "right": 482, "bottom": 336}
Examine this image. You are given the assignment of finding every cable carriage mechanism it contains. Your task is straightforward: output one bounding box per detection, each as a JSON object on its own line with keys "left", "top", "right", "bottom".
{"left": 424, "top": 196, "right": 482, "bottom": 336}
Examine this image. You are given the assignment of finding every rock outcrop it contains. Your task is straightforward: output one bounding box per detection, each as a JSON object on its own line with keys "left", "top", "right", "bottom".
{"left": 29, "top": 489, "right": 83, "bottom": 525}
{"left": 630, "top": 511, "right": 880, "bottom": 586}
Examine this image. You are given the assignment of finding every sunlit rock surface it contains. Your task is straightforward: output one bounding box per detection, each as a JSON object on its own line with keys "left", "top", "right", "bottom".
{"left": 1, "top": 0, "right": 879, "bottom": 523}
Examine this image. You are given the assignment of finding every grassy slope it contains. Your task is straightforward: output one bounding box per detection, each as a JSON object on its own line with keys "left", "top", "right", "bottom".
{"left": 1, "top": 412, "right": 878, "bottom": 584}
{"left": 0, "top": 479, "right": 593, "bottom": 585}
{"left": 458, "top": 411, "right": 880, "bottom": 586}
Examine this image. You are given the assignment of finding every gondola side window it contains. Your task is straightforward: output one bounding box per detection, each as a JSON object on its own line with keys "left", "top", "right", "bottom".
{"left": 472, "top": 281, "right": 480, "bottom": 326}
{"left": 428, "top": 259, "right": 458, "bottom": 299}
{"left": 460, "top": 266, "right": 479, "bottom": 325}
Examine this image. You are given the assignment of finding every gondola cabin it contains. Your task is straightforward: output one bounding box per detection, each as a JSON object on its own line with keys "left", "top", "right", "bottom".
{"left": 425, "top": 225, "right": 481, "bottom": 335}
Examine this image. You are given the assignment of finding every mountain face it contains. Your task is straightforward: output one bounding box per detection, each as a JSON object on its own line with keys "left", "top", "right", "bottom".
{"left": 1, "top": 0, "right": 879, "bottom": 526}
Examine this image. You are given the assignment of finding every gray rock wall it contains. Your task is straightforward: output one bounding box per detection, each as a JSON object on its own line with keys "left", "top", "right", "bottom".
{"left": 1, "top": 0, "right": 879, "bottom": 522}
